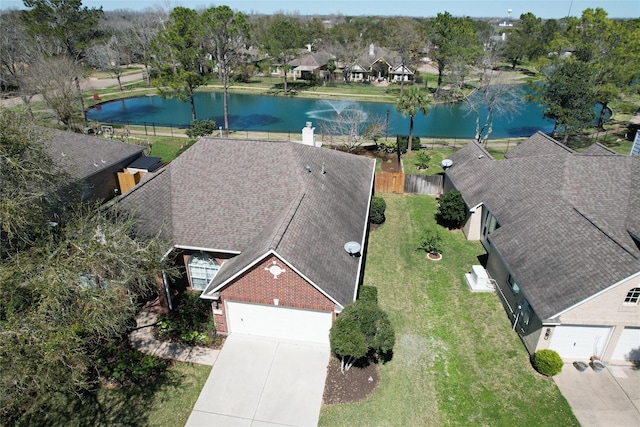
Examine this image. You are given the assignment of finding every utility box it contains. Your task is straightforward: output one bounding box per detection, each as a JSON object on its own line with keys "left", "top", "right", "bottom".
{"left": 465, "top": 265, "right": 494, "bottom": 293}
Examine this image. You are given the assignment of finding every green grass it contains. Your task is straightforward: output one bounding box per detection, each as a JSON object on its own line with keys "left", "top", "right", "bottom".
{"left": 150, "top": 138, "right": 194, "bottom": 164}
{"left": 17, "top": 362, "right": 210, "bottom": 427}
{"left": 319, "top": 194, "right": 578, "bottom": 427}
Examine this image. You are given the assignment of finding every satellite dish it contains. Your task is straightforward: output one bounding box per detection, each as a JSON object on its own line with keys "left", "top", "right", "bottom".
{"left": 441, "top": 159, "right": 453, "bottom": 168}
{"left": 344, "top": 241, "right": 361, "bottom": 255}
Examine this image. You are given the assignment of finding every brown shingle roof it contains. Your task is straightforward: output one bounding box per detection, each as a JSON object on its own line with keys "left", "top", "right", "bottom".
{"left": 447, "top": 135, "right": 640, "bottom": 320}
{"left": 119, "top": 139, "right": 375, "bottom": 308}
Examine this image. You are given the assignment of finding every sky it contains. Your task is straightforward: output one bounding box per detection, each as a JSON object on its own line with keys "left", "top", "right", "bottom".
{"left": 0, "top": 0, "right": 638, "bottom": 19}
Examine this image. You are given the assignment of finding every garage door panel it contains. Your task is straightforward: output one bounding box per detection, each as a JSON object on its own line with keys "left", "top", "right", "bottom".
{"left": 226, "top": 301, "right": 332, "bottom": 345}
{"left": 611, "top": 327, "right": 640, "bottom": 362}
{"left": 549, "top": 325, "right": 612, "bottom": 359}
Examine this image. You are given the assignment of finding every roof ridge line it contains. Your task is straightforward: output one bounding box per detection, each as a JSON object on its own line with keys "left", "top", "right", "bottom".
{"left": 267, "top": 192, "right": 306, "bottom": 250}
{"left": 573, "top": 206, "right": 639, "bottom": 259}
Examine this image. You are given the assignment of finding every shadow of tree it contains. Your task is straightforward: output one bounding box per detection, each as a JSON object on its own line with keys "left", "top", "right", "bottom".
{"left": 16, "top": 366, "right": 184, "bottom": 427}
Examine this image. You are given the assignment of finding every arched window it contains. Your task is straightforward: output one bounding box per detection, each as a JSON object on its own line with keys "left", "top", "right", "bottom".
{"left": 624, "top": 287, "right": 640, "bottom": 304}
{"left": 188, "top": 254, "right": 219, "bottom": 291}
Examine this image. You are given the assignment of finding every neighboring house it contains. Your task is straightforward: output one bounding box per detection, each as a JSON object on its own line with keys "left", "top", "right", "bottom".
{"left": 443, "top": 132, "right": 640, "bottom": 364}
{"left": 289, "top": 50, "right": 334, "bottom": 81}
{"left": 45, "top": 128, "right": 148, "bottom": 201}
{"left": 340, "top": 44, "right": 414, "bottom": 84}
{"left": 118, "top": 138, "right": 375, "bottom": 345}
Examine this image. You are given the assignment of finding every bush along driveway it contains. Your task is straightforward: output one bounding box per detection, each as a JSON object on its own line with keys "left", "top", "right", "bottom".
{"left": 320, "top": 194, "right": 578, "bottom": 426}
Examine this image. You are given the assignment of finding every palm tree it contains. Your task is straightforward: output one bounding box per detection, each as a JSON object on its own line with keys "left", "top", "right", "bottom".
{"left": 395, "top": 86, "right": 430, "bottom": 154}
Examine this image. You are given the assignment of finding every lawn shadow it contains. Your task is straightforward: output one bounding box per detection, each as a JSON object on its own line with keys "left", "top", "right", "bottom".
{"left": 16, "top": 365, "right": 183, "bottom": 427}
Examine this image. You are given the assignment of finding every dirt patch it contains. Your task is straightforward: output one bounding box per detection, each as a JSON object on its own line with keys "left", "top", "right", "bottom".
{"left": 378, "top": 152, "right": 401, "bottom": 173}
{"left": 323, "top": 355, "right": 380, "bottom": 405}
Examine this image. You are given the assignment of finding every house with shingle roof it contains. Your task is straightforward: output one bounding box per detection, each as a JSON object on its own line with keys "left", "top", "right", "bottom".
{"left": 44, "top": 128, "right": 148, "bottom": 201}
{"left": 443, "top": 132, "right": 640, "bottom": 364}
{"left": 118, "top": 138, "right": 375, "bottom": 345}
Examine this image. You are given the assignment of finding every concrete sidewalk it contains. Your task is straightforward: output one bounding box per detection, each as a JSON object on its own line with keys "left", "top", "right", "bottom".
{"left": 129, "top": 310, "right": 219, "bottom": 366}
{"left": 554, "top": 363, "right": 640, "bottom": 427}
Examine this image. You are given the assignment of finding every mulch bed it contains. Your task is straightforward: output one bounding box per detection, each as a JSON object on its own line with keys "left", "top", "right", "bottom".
{"left": 323, "top": 355, "right": 380, "bottom": 405}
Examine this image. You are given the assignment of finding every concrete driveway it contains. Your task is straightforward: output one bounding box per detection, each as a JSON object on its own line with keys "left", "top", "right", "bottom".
{"left": 186, "top": 334, "right": 330, "bottom": 427}
{"left": 554, "top": 363, "right": 640, "bottom": 427}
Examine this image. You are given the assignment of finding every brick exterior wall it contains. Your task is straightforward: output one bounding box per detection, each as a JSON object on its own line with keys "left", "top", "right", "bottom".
{"left": 213, "top": 254, "right": 335, "bottom": 334}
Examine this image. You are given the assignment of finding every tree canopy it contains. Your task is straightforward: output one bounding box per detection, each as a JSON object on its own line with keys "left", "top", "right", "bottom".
{"left": 329, "top": 299, "right": 395, "bottom": 373}
{"left": 151, "top": 6, "right": 206, "bottom": 122}
{"left": 396, "top": 86, "right": 431, "bottom": 154}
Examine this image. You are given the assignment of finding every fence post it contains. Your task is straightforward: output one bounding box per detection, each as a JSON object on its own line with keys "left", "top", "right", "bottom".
{"left": 144, "top": 122, "right": 147, "bottom": 136}
{"left": 153, "top": 123, "right": 156, "bottom": 136}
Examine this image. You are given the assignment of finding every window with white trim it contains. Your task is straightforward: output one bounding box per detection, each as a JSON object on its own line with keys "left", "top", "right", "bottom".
{"left": 188, "top": 254, "right": 219, "bottom": 291}
{"left": 624, "top": 287, "right": 640, "bottom": 304}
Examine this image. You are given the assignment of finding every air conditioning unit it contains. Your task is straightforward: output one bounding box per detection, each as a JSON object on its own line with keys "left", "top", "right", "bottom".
{"left": 465, "top": 265, "right": 494, "bottom": 293}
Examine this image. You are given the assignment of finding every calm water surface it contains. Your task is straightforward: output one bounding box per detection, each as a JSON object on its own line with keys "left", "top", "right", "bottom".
{"left": 87, "top": 89, "right": 554, "bottom": 139}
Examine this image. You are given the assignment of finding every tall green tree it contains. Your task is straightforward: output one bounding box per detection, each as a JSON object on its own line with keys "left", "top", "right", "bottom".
{"left": 151, "top": 6, "right": 206, "bottom": 122}
{"left": 21, "top": 0, "right": 103, "bottom": 58}
{"left": 395, "top": 86, "right": 431, "bottom": 154}
{"left": 0, "top": 202, "right": 170, "bottom": 423}
{"left": 261, "top": 15, "right": 306, "bottom": 94}
{"left": 538, "top": 60, "right": 596, "bottom": 143}
{"left": 201, "top": 6, "right": 250, "bottom": 134}
{"left": 563, "top": 8, "right": 638, "bottom": 129}
{"left": 0, "top": 109, "right": 73, "bottom": 258}
{"left": 429, "top": 12, "right": 482, "bottom": 97}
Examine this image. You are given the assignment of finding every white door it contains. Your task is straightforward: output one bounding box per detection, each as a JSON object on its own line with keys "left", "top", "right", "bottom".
{"left": 226, "top": 301, "right": 332, "bottom": 345}
{"left": 611, "top": 327, "right": 640, "bottom": 362}
{"left": 549, "top": 325, "right": 613, "bottom": 359}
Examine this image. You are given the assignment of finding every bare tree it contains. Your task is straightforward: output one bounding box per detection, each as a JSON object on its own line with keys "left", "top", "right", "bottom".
{"left": 0, "top": 12, "right": 38, "bottom": 115}
{"left": 25, "top": 56, "right": 82, "bottom": 127}
{"left": 86, "top": 32, "right": 131, "bottom": 92}
{"left": 118, "top": 8, "right": 166, "bottom": 86}
{"left": 318, "top": 108, "right": 386, "bottom": 153}
{"left": 464, "top": 72, "right": 523, "bottom": 145}
{"left": 201, "top": 6, "right": 250, "bottom": 134}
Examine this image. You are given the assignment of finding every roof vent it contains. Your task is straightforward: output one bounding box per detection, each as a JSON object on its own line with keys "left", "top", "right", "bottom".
{"left": 322, "top": 162, "right": 326, "bottom": 174}
{"left": 344, "top": 241, "right": 361, "bottom": 256}
{"left": 306, "top": 165, "right": 311, "bottom": 173}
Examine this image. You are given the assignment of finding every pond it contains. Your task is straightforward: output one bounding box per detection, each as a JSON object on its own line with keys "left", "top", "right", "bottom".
{"left": 87, "top": 88, "right": 555, "bottom": 139}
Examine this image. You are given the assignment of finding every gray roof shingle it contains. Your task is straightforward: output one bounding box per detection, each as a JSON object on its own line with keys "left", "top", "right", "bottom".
{"left": 119, "top": 138, "right": 375, "bottom": 308}
{"left": 447, "top": 135, "right": 640, "bottom": 320}
{"left": 44, "top": 128, "right": 144, "bottom": 179}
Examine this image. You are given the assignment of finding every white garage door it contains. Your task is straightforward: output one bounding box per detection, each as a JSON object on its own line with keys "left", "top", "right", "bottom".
{"left": 549, "top": 325, "right": 613, "bottom": 359}
{"left": 226, "top": 301, "right": 332, "bottom": 345}
{"left": 611, "top": 327, "right": 640, "bottom": 362}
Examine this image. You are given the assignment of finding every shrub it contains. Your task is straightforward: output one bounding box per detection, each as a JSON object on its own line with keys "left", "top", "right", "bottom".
{"left": 418, "top": 229, "right": 443, "bottom": 254}
{"left": 97, "top": 341, "right": 169, "bottom": 385}
{"left": 397, "top": 135, "right": 421, "bottom": 153}
{"left": 532, "top": 349, "right": 563, "bottom": 376}
{"left": 415, "top": 150, "right": 431, "bottom": 169}
{"left": 370, "top": 195, "right": 387, "bottom": 224}
{"left": 185, "top": 119, "right": 217, "bottom": 138}
{"left": 359, "top": 285, "right": 378, "bottom": 304}
{"left": 437, "top": 190, "right": 467, "bottom": 228}
{"left": 156, "top": 291, "right": 217, "bottom": 346}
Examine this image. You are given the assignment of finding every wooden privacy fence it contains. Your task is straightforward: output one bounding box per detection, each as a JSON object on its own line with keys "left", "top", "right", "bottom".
{"left": 375, "top": 172, "right": 404, "bottom": 193}
{"left": 375, "top": 172, "right": 443, "bottom": 195}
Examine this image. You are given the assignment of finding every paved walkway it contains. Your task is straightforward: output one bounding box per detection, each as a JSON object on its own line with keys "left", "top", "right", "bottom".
{"left": 554, "top": 363, "right": 640, "bottom": 427}
{"left": 129, "top": 310, "right": 220, "bottom": 366}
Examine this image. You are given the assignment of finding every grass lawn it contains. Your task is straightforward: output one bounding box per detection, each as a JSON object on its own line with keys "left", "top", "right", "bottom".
{"left": 17, "top": 362, "right": 210, "bottom": 427}
{"left": 319, "top": 194, "right": 578, "bottom": 426}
